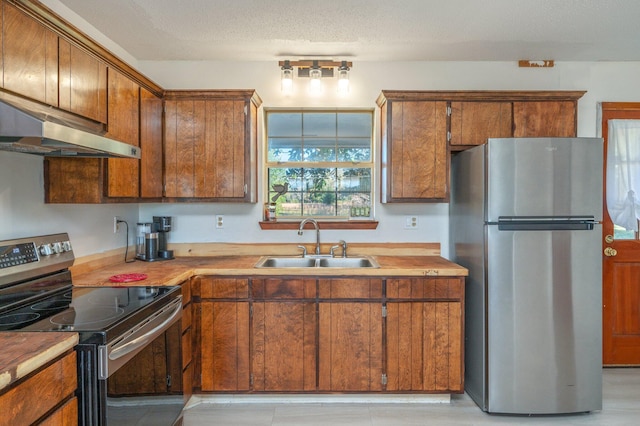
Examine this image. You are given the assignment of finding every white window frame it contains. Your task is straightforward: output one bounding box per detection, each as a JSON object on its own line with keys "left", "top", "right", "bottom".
{"left": 263, "top": 108, "right": 375, "bottom": 220}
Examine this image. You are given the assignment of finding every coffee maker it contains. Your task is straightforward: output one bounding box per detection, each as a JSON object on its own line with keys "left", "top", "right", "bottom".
{"left": 152, "top": 216, "right": 174, "bottom": 260}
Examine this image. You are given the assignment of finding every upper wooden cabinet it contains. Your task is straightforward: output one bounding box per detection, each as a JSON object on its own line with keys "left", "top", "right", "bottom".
{"left": 377, "top": 91, "right": 585, "bottom": 202}
{"left": 46, "top": 72, "right": 163, "bottom": 203}
{"left": 449, "top": 101, "right": 513, "bottom": 148}
{"left": 58, "top": 38, "right": 107, "bottom": 123}
{"left": 164, "top": 90, "right": 262, "bottom": 202}
{"left": 513, "top": 100, "right": 577, "bottom": 137}
{"left": 105, "top": 67, "right": 140, "bottom": 198}
{"left": 1, "top": 0, "right": 58, "bottom": 106}
{"left": 378, "top": 96, "right": 448, "bottom": 202}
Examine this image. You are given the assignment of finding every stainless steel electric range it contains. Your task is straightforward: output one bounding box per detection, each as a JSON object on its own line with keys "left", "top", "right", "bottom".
{"left": 0, "top": 233, "right": 183, "bottom": 426}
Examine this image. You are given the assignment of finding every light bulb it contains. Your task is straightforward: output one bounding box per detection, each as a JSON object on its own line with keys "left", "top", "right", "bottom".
{"left": 281, "top": 61, "right": 293, "bottom": 94}
{"left": 308, "top": 66, "right": 323, "bottom": 95}
{"left": 337, "top": 61, "right": 350, "bottom": 95}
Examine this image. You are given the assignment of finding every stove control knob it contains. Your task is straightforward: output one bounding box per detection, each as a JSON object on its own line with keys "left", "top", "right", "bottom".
{"left": 61, "top": 241, "right": 72, "bottom": 252}
{"left": 51, "top": 242, "right": 63, "bottom": 254}
{"left": 39, "top": 244, "right": 53, "bottom": 256}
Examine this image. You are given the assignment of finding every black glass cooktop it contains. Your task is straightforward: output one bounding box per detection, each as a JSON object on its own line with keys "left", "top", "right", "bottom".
{"left": 0, "top": 285, "right": 177, "bottom": 332}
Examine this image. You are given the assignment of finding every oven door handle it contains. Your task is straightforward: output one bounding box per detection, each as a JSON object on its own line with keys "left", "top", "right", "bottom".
{"left": 108, "top": 299, "right": 182, "bottom": 361}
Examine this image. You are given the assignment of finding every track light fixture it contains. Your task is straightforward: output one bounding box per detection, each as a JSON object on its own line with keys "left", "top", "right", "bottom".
{"left": 278, "top": 60, "right": 353, "bottom": 95}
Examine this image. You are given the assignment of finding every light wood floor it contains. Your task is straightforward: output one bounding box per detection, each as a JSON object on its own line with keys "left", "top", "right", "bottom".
{"left": 182, "top": 368, "right": 638, "bottom": 425}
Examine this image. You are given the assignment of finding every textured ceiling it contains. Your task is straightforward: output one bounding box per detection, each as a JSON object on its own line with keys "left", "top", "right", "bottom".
{"left": 53, "top": 0, "right": 640, "bottom": 62}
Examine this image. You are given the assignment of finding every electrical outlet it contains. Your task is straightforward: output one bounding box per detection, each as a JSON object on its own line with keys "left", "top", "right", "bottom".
{"left": 113, "top": 216, "right": 121, "bottom": 233}
{"left": 216, "top": 215, "right": 224, "bottom": 229}
{"left": 404, "top": 216, "right": 418, "bottom": 229}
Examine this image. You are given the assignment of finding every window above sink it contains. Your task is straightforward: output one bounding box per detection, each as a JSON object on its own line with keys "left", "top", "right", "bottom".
{"left": 264, "top": 109, "right": 375, "bottom": 222}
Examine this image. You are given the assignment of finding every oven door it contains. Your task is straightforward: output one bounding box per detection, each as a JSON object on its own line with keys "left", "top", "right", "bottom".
{"left": 79, "top": 296, "right": 184, "bottom": 425}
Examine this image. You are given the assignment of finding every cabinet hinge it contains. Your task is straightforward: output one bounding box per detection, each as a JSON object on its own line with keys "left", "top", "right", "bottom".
{"left": 250, "top": 374, "right": 254, "bottom": 386}
{"left": 382, "top": 305, "right": 387, "bottom": 318}
{"left": 381, "top": 374, "right": 388, "bottom": 385}
{"left": 244, "top": 184, "right": 248, "bottom": 195}
{"left": 166, "top": 374, "right": 172, "bottom": 387}
{"left": 250, "top": 304, "right": 253, "bottom": 316}
{"left": 447, "top": 105, "right": 452, "bottom": 116}
{"left": 244, "top": 105, "right": 248, "bottom": 116}
{"left": 447, "top": 131, "right": 452, "bottom": 142}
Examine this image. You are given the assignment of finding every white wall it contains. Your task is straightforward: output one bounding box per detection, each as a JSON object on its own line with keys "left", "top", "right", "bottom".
{"left": 3, "top": 1, "right": 640, "bottom": 258}
{"left": 137, "top": 60, "right": 640, "bottom": 256}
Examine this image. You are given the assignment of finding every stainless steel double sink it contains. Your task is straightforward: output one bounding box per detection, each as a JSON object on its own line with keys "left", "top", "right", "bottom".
{"left": 254, "top": 255, "right": 379, "bottom": 268}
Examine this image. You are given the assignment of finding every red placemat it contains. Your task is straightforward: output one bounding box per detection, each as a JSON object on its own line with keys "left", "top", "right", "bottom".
{"left": 109, "top": 273, "right": 148, "bottom": 283}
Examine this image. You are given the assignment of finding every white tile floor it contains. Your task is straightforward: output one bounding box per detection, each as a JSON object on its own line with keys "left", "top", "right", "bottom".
{"left": 182, "top": 369, "right": 639, "bottom": 425}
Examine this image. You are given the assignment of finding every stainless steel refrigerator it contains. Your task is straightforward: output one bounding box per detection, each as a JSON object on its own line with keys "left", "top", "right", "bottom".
{"left": 450, "top": 137, "right": 603, "bottom": 415}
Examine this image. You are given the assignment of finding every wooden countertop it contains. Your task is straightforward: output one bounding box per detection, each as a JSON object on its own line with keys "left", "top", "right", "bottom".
{"left": 72, "top": 255, "right": 468, "bottom": 287}
{"left": 0, "top": 332, "right": 78, "bottom": 392}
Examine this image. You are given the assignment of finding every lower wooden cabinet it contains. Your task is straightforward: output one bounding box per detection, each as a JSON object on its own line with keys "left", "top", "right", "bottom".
{"left": 253, "top": 301, "right": 316, "bottom": 391}
{"left": 386, "top": 278, "right": 464, "bottom": 392}
{"left": 195, "top": 277, "right": 250, "bottom": 391}
{"left": 318, "top": 301, "right": 383, "bottom": 391}
{"left": 0, "top": 351, "right": 77, "bottom": 426}
{"left": 193, "top": 275, "right": 464, "bottom": 394}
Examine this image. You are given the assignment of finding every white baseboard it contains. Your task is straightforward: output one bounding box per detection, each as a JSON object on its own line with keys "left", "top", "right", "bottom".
{"left": 185, "top": 393, "right": 451, "bottom": 408}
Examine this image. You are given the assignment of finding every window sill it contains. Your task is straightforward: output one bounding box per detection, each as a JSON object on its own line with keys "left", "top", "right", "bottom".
{"left": 259, "top": 220, "right": 379, "bottom": 230}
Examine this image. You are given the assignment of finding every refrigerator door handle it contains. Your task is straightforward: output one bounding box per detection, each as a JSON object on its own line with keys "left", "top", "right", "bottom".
{"left": 497, "top": 217, "right": 598, "bottom": 231}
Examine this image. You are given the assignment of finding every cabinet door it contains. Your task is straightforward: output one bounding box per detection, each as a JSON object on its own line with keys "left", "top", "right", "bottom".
{"left": 317, "top": 278, "right": 383, "bottom": 391}
{"left": 386, "top": 277, "right": 464, "bottom": 393}
{"left": 318, "top": 301, "right": 383, "bottom": 391}
{"left": 383, "top": 100, "right": 448, "bottom": 202}
{"left": 513, "top": 101, "right": 577, "bottom": 137}
{"left": 164, "top": 98, "right": 250, "bottom": 200}
{"left": 45, "top": 157, "right": 103, "bottom": 203}
{"left": 1, "top": 1, "right": 58, "bottom": 105}
{"left": 58, "top": 38, "right": 107, "bottom": 123}
{"left": 105, "top": 68, "right": 140, "bottom": 198}
{"left": 164, "top": 99, "right": 204, "bottom": 198}
{"left": 449, "top": 102, "right": 512, "bottom": 148}
{"left": 200, "top": 99, "right": 247, "bottom": 199}
{"left": 253, "top": 301, "right": 317, "bottom": 391}
{"left": 199, "top": 301, "right": 250, "bottom": 391}
{"left": 140, "top": 87, "right": 163, "bottom": 198}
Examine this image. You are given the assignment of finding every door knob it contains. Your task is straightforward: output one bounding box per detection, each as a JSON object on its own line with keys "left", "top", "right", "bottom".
{"left": 604, "top": 247, "right": 618, "bottom": 257}
{"left": 604, "top": 234, "right": 615, "bottom": 244}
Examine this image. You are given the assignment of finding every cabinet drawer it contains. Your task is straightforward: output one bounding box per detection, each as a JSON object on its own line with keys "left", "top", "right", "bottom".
{"left": 386, "top": 278, "right": 463, "bottom": 300}
{"left": 251, "top": 278, "right": 316, "bottom": 299}
{"left": 195, "top": 277, "right": 249, "bottom": 299}
{"left": 0, "top": 351, "right": 76, "bottom": 426}
{"left": 318, "top": 278, "right": 382, "bottom": 299}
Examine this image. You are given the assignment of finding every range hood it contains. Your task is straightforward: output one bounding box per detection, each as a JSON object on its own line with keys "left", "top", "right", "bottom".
{"left": 0, "top": 101, "right": 140, "bottom": 159}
